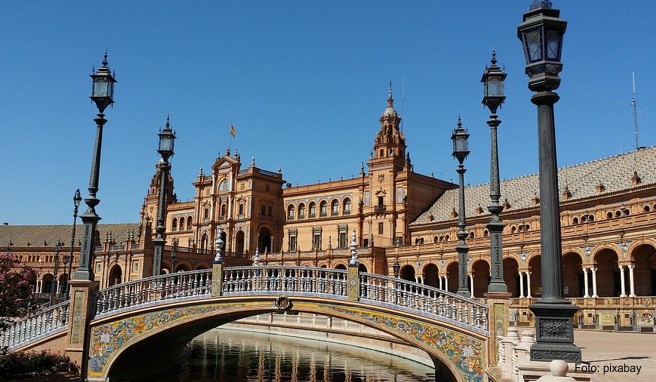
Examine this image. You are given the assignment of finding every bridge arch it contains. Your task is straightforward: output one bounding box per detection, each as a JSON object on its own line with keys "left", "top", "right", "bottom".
{"left": 91, "top": 296, "right": 482, "bottom": 382}
{"left": 6, "top": 267, "right": 489, "bottom": 382}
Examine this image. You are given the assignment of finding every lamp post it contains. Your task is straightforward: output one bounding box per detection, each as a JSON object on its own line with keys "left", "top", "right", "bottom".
{"left": 451, "top": 117, "right": 471, "bottom": 297}
{"left": 66, "top": 189, "right": 82, "bottom": 298}
{"left": 152, "top": 116, "right": 176, "bottom": 276}
{"left": 170, "top": 238, "right": 178, "bottom": 273}
{"left": 75, "top": 52, "right": 116, "bottom": 281}
{"left": 51, "top": 241, "right": 62, "bottom": 300}
{"left": 518, "top": 0, "right": 580, "bottom": 362}
{"left": 62, "top": 254, "right": 69, "bottom": 295}
{"left": 481, "top": 50, "right": 509, "bottom": 295}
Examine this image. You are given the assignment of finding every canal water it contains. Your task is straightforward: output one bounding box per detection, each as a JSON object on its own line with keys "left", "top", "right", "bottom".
{"left": 158, "top": 328, "right": 435, "bottom": 382}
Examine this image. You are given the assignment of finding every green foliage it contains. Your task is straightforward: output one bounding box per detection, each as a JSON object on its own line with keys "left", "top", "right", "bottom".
{"left": 0, "top": 252, "right": 36, "bottom": 330}
{"left": 0, "top": 349, "right": 79, "bottom": 381}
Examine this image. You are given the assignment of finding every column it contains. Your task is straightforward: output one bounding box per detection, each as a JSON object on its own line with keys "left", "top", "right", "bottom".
{"left": 519, "top": 271, "right": 525, "bottom": 298}
{"left": 526, "top": 272, "right": 532, "bottom": 298}
{"left": 444, "top": 275, "right": 449, "bottom": 291}
{"left": 583, "top": 267, "right": 590, "bottom": 298}
{"left": 619, "top": 265, "right": 627, "bottom": 297}
{"left": 438, "top": 275, "right": 443, "bottom": 290}
{"left": 591, "top": 267, "right": 598, "bottom": 298}
{"left": 628, "top": 264, "right": 636, "bottom": 297}
{"left": 469, "top": 274, "right": 475, "bottom": 298}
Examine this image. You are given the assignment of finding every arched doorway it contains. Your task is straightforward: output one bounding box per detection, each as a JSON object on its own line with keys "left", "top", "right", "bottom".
{"left": 471, "top": 260, "right": 490, "bottom": 298}
{"left": 562, "top": 252, "right": 583, "bottom": 297}
{"left": 258, "top": 227, "right": 272, "bottom": 253}
{"left": 335, "top": 264, "right": 346, "bottom": 270}
{"left": 423, "top": 263, "right": 439, "bottom": 288}
{"left": 595, "top": 249, "right": 620, "bottom": 296}
{"left": 175, "top": 264, "right": 191, "bottom": 272}
{"left": 446, "top": 262, "right": 459, "bottom": 294}
{"left": 235, "top": 230, "right": 245, "bottom": 255}
{"left": 58, "top": 274, "right": 69, "bottom": 296}
{"left": 528, "top": 255, "right": 542, "bottom": 298}
{"left": 200, "top": 233, "right": 208, "bottom": 252}
{"left": 400, "top": 265, "right": 415, "bottom": 282}
{"left": 632, "top": 244, "right": 656, "bottom": 296}
{"left": 42, "top": 274, "right": 54, "bottom": 294}
{"left": 108, "top": 265, "right": 122, "bottom": 286}
{"left": 358, "top": 264, "right": 368, "bottom": 273}
{"left": 503, "top": 258, "right": 520, "bottom": 297}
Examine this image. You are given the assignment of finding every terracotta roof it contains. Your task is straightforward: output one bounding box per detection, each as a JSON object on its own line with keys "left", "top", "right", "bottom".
{"left": 412, "top": 146, "right": 656, "bottom": 225}
{"left": 0, "top": 223, "right": 140, "bottom": 249}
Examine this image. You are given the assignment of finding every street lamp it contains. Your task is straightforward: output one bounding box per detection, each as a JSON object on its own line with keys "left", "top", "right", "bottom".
{"left": 152, "top": 116, "right": 176, "bottom": 275}
{"left": 62, "top": 254, "right": 69, "bottom": 295}
{"left": 451, "top": 117, "right": 471, "bottom": 298}
{"left": 66, "top": 189, "right": 82, "bottom": 298}
{"left": 170, "top": 238, "right": 178, "bottom": 273}
{"left": 52, "top": 241, "right": 62, "bottom": 300}
{"left": 75, "top": 52, "right": 116, "bottom": 281}
{"left": 481, "top": 50, "right": 509, "bottom": 295}
{"left": 518, "top": 1, "right": 580, "bottom": 363}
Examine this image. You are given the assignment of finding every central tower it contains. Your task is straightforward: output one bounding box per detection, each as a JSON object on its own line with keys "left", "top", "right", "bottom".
{"left": 366, "top": 85, "right": 410, "bottom": 247}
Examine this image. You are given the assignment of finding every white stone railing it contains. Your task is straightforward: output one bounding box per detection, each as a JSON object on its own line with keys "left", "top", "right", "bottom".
{"left": 359, "top": 272, "right": 489, "bottom": 334}
{"left": 222, "top": 266, "right": 348, "bottom": 298}
{"left": 0, "top": 300, "right": 70, "bottom": 349}
{"left": 95, "top": 269, "right": 212, "bottom": 317}
{"left": 2, "top": 265, "right": 490, "bottom": 350}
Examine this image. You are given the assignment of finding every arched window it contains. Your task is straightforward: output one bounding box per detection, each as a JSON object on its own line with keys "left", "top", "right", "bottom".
{"left": 179, "top": 218, "right": 185, "bottom": 231}
{"left": 171, "top": 218, "right": 177, "bottom": 231}
{"left": 331, "top": 200, "right": 339, "bottom": 216}
{"left": 309, "top": 202, "right": 316, "bottom": 218}
{"left": 320, "top": 201, "right": 328, "bottom": 217}
{"left": 298, "top": 203, "right": 306, "bottom": 219}
{"left": 218, "top": 179, "right": 229, "bottom": 192}
{"left": 220, "top": 204, "right": 227, "bottom": 217}
{"left": 187, "top": 216, "right": 193, "bottom": 229}
{"left": 288, "top": 205, "right": 295, "bottom": 220}
{"left": 343, "top": 198, "right": 351, "bottom": 215}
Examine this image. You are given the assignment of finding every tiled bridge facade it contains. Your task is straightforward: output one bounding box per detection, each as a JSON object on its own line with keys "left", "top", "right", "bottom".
{"left": 1, "top": 264, "right": 498, "bottom": 382}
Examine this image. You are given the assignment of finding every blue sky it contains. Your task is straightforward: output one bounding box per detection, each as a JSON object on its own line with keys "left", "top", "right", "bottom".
{"left": 2, "top": 1, "right": 655, "bottom": 225}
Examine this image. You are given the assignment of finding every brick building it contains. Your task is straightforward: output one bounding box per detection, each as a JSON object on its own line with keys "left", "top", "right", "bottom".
{"left": 3, "top": 89, "right": 656, "bottom": 328}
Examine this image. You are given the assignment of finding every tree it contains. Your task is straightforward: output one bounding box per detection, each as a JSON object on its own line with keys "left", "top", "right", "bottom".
{"left": 0, "top": 251, "right": 36, "bottom": 331}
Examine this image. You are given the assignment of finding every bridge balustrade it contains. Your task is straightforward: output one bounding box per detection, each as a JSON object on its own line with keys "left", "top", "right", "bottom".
{"left": 0, "top": 300, "right": 70, "bottom": 348}
{"left": 2, "top": 265, "right": 490, "bottom": 352}
{"left": 95, "top": 270, "right": 212, "bottom": 317}
{"left": 222, "top": 266, "right": 347, "bottom": 298}
{"left": 359, "top": 272, "right": 488, "bottom": 332}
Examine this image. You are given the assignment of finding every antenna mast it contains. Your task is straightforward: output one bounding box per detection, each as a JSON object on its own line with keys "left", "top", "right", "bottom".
{"left": 632, "top": 72, "right": 640, "bottom": 150}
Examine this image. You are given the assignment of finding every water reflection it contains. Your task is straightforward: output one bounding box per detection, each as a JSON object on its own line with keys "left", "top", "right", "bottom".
{"left": 160, "top": 328, "right": 435, "bottom": 382}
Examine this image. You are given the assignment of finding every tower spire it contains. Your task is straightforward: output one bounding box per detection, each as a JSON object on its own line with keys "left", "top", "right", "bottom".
{"left": 388, "top": 81, "right": 393, "bottom": 106}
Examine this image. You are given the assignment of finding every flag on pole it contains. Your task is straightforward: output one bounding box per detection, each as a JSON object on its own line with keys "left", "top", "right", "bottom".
{"left": 230, "top": 124, "right": 236, "bottom": 138}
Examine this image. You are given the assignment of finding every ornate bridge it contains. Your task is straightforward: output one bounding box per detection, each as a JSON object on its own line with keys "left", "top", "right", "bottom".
{"left": 1, "top": 265, "right": 494, "bottom": 382}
